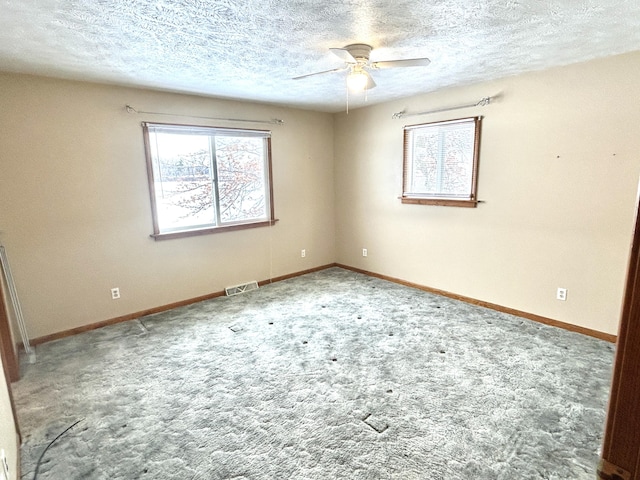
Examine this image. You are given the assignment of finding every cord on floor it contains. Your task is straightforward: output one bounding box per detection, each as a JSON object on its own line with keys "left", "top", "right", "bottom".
{"left": 33, "top": 419, "right": 84, "bottom": 480}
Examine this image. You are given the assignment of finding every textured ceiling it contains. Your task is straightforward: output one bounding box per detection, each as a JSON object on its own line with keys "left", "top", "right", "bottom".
{"left": 1, "top": 0, "right": 640, "bottom": 112}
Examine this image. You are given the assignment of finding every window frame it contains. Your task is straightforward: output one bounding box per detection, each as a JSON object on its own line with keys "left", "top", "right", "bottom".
{"left": 142, "top": 122, "right": 276, "bottom": 240}
{"left": 401, "top": 116, "right": 482, "bottom": 208}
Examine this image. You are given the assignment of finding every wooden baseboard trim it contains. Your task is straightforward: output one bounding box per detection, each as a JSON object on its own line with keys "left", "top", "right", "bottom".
{"left": 258, "top": 263, "right": 338, "bottom": 286}
{"left": 29, "top": 262, "right": 613, "bottom": 346}
{"left": 30, "top": 291, "right": 225, "bottom": 346}
{"left": 336, "top": 263, "right": 617, "bottom": 343}
{"left": 30, "top": 263, "right": 338, "bottom": 346}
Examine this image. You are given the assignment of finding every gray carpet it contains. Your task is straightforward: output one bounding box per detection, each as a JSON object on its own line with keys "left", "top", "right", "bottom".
{"left": 13, "top": 267, "right": 614, "bottom": 479}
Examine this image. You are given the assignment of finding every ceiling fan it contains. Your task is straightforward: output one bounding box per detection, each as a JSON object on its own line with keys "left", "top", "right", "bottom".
{"left": 293, "top": 43, "right": 431, "bottom": 93}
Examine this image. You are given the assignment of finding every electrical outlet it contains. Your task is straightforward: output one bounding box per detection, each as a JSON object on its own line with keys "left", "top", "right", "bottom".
{"left": 111, "top": 287, "right": 120, "bottom": 300}
{"left": 301, "top": 249, "right": 306, "bottom": 258}
{"left": 557, "top": 287, "right": 567, "bottom": 301}
{"left": 362, "top": 248, "right": 368, "bottom": 257}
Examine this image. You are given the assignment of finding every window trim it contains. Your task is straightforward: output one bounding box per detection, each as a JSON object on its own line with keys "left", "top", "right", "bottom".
{"left": 401, "top": 116, "right": 482, "bottom": 208}
{"left": 142, "top": 122, "right": 277, "bottom": 240}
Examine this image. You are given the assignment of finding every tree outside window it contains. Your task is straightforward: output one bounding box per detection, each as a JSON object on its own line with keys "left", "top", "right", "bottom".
{"left": 143, "top": 123, "right": 274, "bottom": 239}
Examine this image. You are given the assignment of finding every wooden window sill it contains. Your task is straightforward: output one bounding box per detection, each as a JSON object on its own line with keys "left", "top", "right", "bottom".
{"left": 151, "top": 219, "right": 279, "bottom": 241}
{"left": 401, "top": 197, "right": 478, "bottom": 208}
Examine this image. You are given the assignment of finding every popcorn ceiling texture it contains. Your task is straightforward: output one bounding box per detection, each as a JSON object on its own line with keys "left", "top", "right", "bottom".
{"left": 14, "top": 268, "right": 613, "bottom": 479}
{"left": 0, "top": 0, "right": 639, "bottom": 111}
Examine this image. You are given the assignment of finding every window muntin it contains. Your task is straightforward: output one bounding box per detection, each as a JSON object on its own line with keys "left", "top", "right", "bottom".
{"left": 143, "top": 123, "right": 274, "bottom": 238}
{"left": 402, "top": 116, "right": 481, "bottom": 207}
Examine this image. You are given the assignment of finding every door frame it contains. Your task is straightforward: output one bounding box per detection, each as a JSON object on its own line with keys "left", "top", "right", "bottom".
{"left": 0, "top": 276, "right": 21, "bottom": 446}
{"left": 0, "top": 281, "right": 19, "bottom": 382}
{"left": 600, "top": 189, "right": 640, "bottom": 479}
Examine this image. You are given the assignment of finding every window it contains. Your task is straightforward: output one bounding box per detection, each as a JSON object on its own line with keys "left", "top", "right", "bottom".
{"left": 143, "top": 122, "right": 275, "bottom": 239}
{"left": 402, "top": 116, "right": 482, "bottom": 207}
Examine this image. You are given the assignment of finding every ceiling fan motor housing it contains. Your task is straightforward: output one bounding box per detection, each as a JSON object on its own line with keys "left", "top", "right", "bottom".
{"left": 344, "top": 43, "right": 373, "bottom": 63}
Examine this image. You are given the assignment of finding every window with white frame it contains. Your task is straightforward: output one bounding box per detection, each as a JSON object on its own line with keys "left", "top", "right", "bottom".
{"left": 402, "top": 116, "right": 482, "bottom": 207}
{"left": 143, "top": 122, "right": 274, "bottom": 239}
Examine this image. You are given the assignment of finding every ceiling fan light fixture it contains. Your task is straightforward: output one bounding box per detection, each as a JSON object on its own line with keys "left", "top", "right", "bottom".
{"left": 293, "top": 43, "right": 429, "bottom": 100}
{"left": 347, "top": 68, "right": 369, "bottom": 93}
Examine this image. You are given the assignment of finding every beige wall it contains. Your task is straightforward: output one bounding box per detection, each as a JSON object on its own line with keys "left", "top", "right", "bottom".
{"left": 334, "top": 51, "right": 640, "bottom": 336}
{"left": 0, "top": 74, "right": 336, "bottom": 339}
{"left": 0, "top": 358, "right": 18, "bottom": 480}
{"left": 1, "top": 51, "right": 639, "bottom": 341}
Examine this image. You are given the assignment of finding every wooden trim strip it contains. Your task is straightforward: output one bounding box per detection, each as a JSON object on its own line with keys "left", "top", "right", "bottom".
{"left": 400, "top": 197, "right": 478, "bottom": 207}
{"left": 470, "top": 115, "right": 482, "bottom": 203}
{"left": 30, "top": 292, "right": 224, "bottom": 346}
{"left": 601, "top": 184, "right": 640, "bottom": 475}
{"left": 0, "top": 276, "right": 22, "bottom": 448}
{"left": 266, "top": 137, "right": 275, "bottom": 224}
{"left": 0, "top": 284, "right": 19, "bottom": 382}
{"left": 29, "top": 263, "right": 338, "bottom": 346}
{"left": 402, "top": 128, "right": 410, "bottom": 198}
{"left": 150, "top": 219, "right": 280, "bottom": 241}
{"left": 336, "top": 263, "right": 616, "bottom": 343}
{"left": 28, "top": 261, "right": 613, "bottom": 347}
{"left": 258, "top": 264, "right": 338, "bottom": 286}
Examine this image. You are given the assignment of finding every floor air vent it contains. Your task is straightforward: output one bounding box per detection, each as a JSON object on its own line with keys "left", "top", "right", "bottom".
{"left": 225, "top": 281, "right": 259, "bottom": 297}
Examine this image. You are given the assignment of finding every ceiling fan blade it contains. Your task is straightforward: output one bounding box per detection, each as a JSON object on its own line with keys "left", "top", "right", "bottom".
{"left": 329, "top": 48, "right": 357, "bottom": 64}
{"left": 292, "top": 67, "right": 347, "bottom": 80}
{"left": 371, "top": 57, "right": 431, "bottom": 69}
